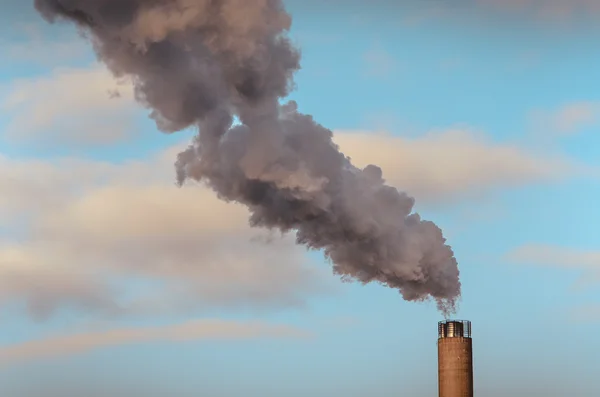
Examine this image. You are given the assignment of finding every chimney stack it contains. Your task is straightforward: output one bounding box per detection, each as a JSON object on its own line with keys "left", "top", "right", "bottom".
{"left": 437, "top": 320, "right": 473, "bottom": 397}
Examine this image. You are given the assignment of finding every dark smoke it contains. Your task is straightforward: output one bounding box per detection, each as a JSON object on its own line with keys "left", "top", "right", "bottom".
{"left": 34, "top": 0, "right": 461, "bottom": 315}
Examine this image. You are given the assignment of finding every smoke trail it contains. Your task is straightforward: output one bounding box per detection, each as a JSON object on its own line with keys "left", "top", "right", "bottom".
{"left": 34, "top": 0, "right": 461, "bottom": 315}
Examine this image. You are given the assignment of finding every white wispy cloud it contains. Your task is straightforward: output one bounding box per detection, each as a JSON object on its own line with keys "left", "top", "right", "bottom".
{"left": 505, "top": 244, "right": 600, "bottom": 289}
{"left": 0, "top": 319, "right": 311, "bottom": 365}
{"left": 334, "top": 128, "right": 590, "bottom": 203}
{"left": 0, "top": 146, "right": 331, "bottom": 320}
{"left": 1, "top": 65, "right": 142, "bottom": 147}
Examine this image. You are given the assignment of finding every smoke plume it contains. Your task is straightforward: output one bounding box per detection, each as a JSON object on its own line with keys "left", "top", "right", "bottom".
{"left": 34, "top": 0, "right": 461, "bottom": 315}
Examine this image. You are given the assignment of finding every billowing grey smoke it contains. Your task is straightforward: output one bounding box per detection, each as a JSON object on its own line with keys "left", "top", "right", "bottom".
{"left": 34, "top": 0, "right": 461, "bottom": 315}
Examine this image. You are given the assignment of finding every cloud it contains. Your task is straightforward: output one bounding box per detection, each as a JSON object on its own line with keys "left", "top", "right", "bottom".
{"left": 0, "top": 61, "right": 594, "bottom": 320}
{"left": 530, "top": 102, "right": 600, "bottom": 136}
{"left": 0, "top": 147, "right": 329, "bottom": 321}
{"left": 333, "top": 128, "right": 588, "bottom": 203}
{"left": 0, "top": 154, "right": 117, "bottom": 224}
{"left": 1, "top": 65, "right": 142, "bottom": 147}
{"left": 1, "top": 122, "right": 592, "bottom": 320}
{"left": 505, "top": 244, "right": 600, "bottom": 289}
{"left": 0, "top": 319, "right": 310, "bottom": 365}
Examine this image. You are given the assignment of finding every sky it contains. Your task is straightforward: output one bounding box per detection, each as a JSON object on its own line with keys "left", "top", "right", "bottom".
{"left": 0, "top": 1, "right": 600, "bottom": 396}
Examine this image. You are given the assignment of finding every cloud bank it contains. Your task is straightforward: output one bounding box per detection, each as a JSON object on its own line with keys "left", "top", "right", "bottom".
{"left": 0, "top": 147, "right": 328, "bottom": 320}
{"left": 0, "top": 62, "right": 595, "bottom": 320}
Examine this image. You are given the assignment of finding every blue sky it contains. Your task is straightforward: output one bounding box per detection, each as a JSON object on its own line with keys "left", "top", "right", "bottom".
{"left": 1, "top": 1, "right": 599, "bottom": 396}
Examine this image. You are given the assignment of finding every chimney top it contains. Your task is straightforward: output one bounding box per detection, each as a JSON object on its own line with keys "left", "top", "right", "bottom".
{"left": 438, "top": 320, "right": 471, "bottom": 339}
